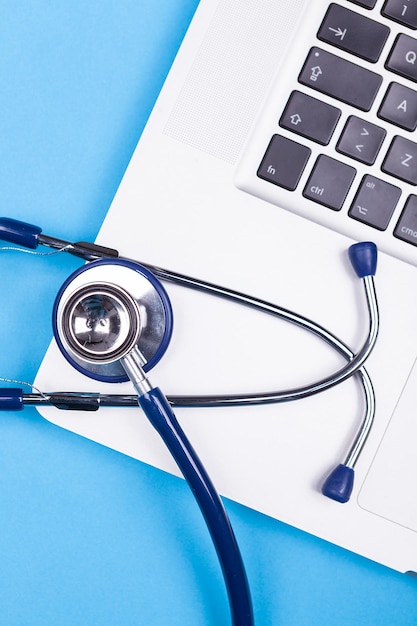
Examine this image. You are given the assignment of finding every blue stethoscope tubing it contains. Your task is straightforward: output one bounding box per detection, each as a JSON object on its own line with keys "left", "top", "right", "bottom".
{"left": 140, "top": 386, "right": 253, "bottom": 626}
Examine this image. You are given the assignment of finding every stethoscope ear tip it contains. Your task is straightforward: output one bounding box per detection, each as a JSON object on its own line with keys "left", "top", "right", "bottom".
{"left": 321, "top": 464, "right": 354, "bottom": 503}
{"left": 348, "top": 242, "right": 377, "bottom": 279}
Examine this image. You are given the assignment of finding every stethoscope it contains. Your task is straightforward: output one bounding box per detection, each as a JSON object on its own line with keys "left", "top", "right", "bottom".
{"left": 0, "top": 217, "right": 380, "bottom": 626}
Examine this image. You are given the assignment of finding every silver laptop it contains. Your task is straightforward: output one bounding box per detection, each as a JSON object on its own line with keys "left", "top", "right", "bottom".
{"left": 36, "top": 0, "right": 417, "bottom": 574}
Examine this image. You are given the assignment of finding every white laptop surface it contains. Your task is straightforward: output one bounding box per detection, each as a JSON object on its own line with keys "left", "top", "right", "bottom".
{"left": 35, "top": 0, "right": 417, "bottom": 574}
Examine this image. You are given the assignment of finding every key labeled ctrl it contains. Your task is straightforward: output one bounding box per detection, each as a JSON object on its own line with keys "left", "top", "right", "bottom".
{"left": 303, "top": 155, "right": 356, "bottom": 210}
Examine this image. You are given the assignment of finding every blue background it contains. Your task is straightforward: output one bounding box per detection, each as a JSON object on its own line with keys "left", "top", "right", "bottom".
{"left": 0, "top": 1, "right": 416, "bottom": 624}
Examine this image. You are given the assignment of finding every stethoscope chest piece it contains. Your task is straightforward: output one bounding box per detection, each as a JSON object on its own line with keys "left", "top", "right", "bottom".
{"left": 53, "top": 259, "right": 173, "bottom": 382}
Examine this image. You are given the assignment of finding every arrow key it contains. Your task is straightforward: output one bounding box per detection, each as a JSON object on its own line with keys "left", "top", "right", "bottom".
{"left": 279, "top": 91, "right": 341, "bottom": 145}
{"left": 336, "top": 115, "right": 386, "bottom": 165}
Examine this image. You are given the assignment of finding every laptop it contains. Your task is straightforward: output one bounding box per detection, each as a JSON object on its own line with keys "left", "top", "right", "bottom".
{"left": 35, "top": 0, "right": 417, "bottom": 574}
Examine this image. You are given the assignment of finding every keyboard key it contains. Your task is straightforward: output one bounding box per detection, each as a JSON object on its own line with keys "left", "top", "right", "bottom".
{"left": 348, "top": 0, "right": 377, "bottom": 7}
{"left": 378, "top": 82, "right": 417, "bottom": 131}
{"left": 257, "top": 134, "right": 311, "bottom": 191}
{"left": 299, "top": 48, "right": 382, "bottom": 111}
{"left": 394, "top": 195, "right": 417, "bottom": 244}
{"left": 386, "top": 34, "right": 417, "bottom": 82}
{"left": 318, "top": 4, "right": 389, "bottom": 62}
{"left": 382, "top": 0, "right": 417, "bottom": 30}
{"left": 279, "top": 91, "right": 341, "bottom": 145}
{"left": 382, "top": 135, "right": 417, "bottom": 184}
{"left": 336, "top": 116, "right": 386, "bottom": 164}
{"left": 303, "top": 155, "right": 356, "bottom": 210}
{"left": 348, "top": 175, "right": 401, "bottom": 230}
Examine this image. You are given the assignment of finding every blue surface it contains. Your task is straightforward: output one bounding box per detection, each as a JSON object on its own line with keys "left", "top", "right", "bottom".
{"left": 0, "top": 2, "right": 416, "bottom": 624}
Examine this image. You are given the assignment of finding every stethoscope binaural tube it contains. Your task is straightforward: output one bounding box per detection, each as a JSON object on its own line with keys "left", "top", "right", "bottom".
{"left": 150, "top": 242, "right": 378, "bottom": 406}
{"left": 52, "top": 259, "right": 254, "bottom": 626}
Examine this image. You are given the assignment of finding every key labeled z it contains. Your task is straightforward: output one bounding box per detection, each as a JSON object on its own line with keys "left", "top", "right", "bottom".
{"left": 402, "top": 153, "right": 413, "bottom": 167}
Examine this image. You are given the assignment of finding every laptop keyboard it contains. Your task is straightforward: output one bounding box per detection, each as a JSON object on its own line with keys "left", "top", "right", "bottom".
{"left": 236, "top": 0, "right": 417, "bottom": 264}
